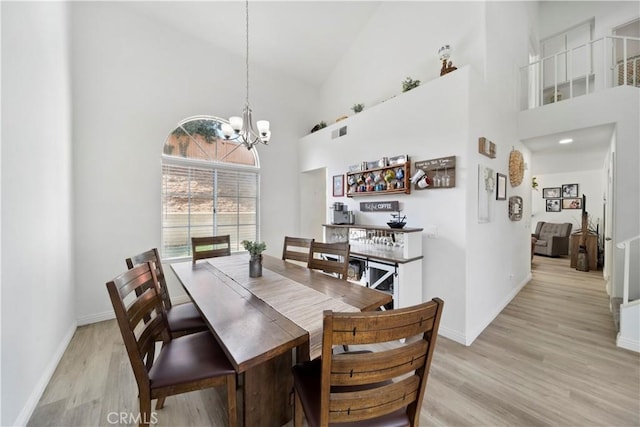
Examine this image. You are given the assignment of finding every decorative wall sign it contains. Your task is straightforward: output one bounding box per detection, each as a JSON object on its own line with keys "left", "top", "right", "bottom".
{"left": 413, "top": 156, "right": 456, "bottom": 190}
{"left": 478, "top": 164, "right": 495, "bottom": 223}
{"left": 333, "top": 174, "right": 344, "bottom": 197}
{"left": 508, "top": 149, "right": 524, "bottom": 187}
{"left": 478, "top": 137, "right": 496, "bottom": 158}
{"left": 359, "top": 201, "right": 400, "bottom": 212}
{"left": 496, "top": 173, "right": 507, "bottom": 200}
{"left": 509, "top": 196, "right": 523, "bottom": 221}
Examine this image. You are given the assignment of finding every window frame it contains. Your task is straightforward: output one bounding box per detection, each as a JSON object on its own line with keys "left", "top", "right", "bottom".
{"left": 161, "top": 116, "right": 261, "bottom": 262}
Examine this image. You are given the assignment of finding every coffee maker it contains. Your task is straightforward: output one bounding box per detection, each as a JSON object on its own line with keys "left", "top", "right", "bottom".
{"left": 331, "top": 202, "right": 354, "bottom": 225}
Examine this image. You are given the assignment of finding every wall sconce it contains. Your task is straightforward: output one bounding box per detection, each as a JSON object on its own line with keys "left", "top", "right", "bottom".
{"left": 438, "top": 45, "right": 458, "bottom": 76}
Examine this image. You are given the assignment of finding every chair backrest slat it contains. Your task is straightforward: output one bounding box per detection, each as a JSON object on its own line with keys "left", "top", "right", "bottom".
{"left": 126, "top": 248, "right": 172, "bottom": 309}
{"left": 282, "top": 236, "right": 314, "bottom": 263}
{"left": 307, "top": 241, "right": 350, "bottom": 280}
{"left": 192, "top": 235, "right": 231, "bottom": 264}
{"left": 331, "top": 340, "right": 428, "bottom": 385}
{"left": 319, "top": 298, "right": 444, "bottom": 426}
{"left": 329, "top": 376, "right": 421, "bottom": 423}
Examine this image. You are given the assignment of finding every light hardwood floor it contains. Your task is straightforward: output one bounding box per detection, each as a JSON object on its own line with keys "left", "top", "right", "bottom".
{"left": 28, "top": 256, "right": 640, "bottom": 426}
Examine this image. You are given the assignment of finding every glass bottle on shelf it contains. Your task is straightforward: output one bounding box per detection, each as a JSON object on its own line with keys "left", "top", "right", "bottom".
{"left": 443, "top": 168, "right": 450, "bottom": 187}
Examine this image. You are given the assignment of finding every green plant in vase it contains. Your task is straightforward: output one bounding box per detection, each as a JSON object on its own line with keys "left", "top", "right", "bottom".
{"left": 242, "top": 240, "right": 267, "bottom": 278}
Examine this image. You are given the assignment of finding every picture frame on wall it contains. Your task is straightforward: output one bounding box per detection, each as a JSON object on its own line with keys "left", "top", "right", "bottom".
{"left": 546, "top": 199, "right": 561, "bottom": 212}
{"left": 562, "top": 183, "right": 579, "bottom": 198}
{"left": 496, "top": 173, "right": 507, "bottom": 200}
{"left": 543, "top": 187, "right": 561, "bottom": 198}
{"left": 562, "top": 198, "right": 582, "bottom": 209}
{"left": 332, "top": 174, "right": 344, "bottom": 197}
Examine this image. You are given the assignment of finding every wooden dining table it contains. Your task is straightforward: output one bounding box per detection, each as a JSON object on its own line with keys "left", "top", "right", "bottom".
{"left": 170, "top": 253, "right": 392, "bottom": 427}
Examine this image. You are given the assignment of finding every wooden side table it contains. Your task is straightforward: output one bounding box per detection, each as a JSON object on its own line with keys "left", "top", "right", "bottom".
{"left": 570, "top": 233, "right": 598, "bottom": 269}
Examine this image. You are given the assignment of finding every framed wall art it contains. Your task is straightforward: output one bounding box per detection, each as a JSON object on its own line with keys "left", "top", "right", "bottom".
{"left": 333, "top": 174, "right": 344, "bottom": 197}
{"left": 543, "top": 187, "right": 561, "bottom": 198}
{"left": 562, "top": 183, "right": 578, "bottom": 198}
{"left": 546, "top": 199, "right": 561, "bottom": 212}
{"left": 562, "top": 198, "right": 582, "bottom": 209}
{"left": 496, "top": 173, "right": 507, "bottom": 200}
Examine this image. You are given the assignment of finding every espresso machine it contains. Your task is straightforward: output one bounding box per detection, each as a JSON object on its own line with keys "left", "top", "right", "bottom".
{"left": 331, "top": 202, "right": 355, "bottom": 225}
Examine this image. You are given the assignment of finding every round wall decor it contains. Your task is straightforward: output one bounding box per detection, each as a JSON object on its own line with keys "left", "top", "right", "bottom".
{"left": 509, "top": 149, "right": 524, "bottom": 187}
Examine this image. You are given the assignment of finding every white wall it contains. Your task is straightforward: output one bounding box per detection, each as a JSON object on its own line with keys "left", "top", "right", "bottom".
{"left": 301, "top": 68, "right": 470, "bottom": 342}
{"left": 70, "top": 2, "right": 317, "bottom": 324}
{"left": 1, "top": 3, "right": 76, "bottom": 425}
{"left": 531, "top": 169, "right": 604, "bottom": 234}
{"left": 301, "top": 1, "right": 537, "bottom": 345}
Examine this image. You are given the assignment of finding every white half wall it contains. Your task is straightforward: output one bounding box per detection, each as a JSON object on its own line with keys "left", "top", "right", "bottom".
{"left": 1, "top": 3, "right": 76, "bottom": 425}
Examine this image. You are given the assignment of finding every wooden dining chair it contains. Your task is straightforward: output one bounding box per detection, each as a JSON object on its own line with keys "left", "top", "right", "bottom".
{"left": 307, "top": 241, "right": 350, "bottom": 280}
{"left": 282, "top": 236, "right": 314, "bottom": 264}
{"left": 106, "top": 262, "right": 237, "bottom": 427}
{"left": 192, "top": 235, "right": 231, "bottom": 264}
{"left": 126, "top": 248, "right": 207, "bottom": 338}
{"left": 292, "top": 298, "right": 444, "bottom": 427}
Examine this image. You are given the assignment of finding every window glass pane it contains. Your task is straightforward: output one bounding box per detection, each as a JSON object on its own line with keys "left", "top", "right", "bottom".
{"left": 163, "top": 117, "right": 257, "bottom": 166}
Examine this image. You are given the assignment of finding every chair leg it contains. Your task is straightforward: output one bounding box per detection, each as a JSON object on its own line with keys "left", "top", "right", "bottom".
{"left": 227, "top": 374, "right": 238, "bottom": 427}
{"left": 155, "top": 396, "right": 166, "bottom": 410}
{"left": 139, "top": 392, "right": 152, "bottom": 427}
{"left": 294, "top": 390, "right": 304, "bottom": 427}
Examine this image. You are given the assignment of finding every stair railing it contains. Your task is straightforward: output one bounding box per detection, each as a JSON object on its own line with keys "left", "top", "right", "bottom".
{"left": 520, "top": 35, "right": 640, "bottom": 110}
{"left": 616, "top": 234, "right": 640, "bottom": 305}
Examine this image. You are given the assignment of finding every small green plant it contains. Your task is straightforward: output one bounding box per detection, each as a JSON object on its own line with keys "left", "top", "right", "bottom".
{"left": 351, "top": 103, "right": 364, "bottom": 113}
{"left": 532, "top": 176, "right": 539, "bottom": 191}
{"left": 310, "top": 121, "right": 327, "bottom": 133}
{"left": 402, "top": 77, "right": 420, "bottom": 92}
{"left": 242, "top": 240, "right": 266, "bottom": 256}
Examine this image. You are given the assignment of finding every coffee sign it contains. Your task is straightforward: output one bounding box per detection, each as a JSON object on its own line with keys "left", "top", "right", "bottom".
{"left": 359, "top": 201, "right": 399, "bottom": 212}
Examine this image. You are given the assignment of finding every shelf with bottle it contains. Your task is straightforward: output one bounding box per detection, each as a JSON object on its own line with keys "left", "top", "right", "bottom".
{"left": 345, "top": 159, "right": 411, "bottom": 197}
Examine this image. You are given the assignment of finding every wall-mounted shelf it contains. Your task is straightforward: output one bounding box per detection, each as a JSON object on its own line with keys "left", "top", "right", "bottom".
{"left": 346, "top": 159, "right": 411, "bottom": 197}
{"left": 413, "top": 156, "right": 456, "bottom": 190}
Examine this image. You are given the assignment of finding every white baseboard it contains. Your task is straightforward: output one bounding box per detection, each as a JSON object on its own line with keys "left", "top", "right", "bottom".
{"left": 438, "top": 325, "right": 467, "bottom": 345}
{"left": 465, "top": 273, "right": 532, "bottom": 346}
{"left": 13, "top": 322, "right": 77, "bottom": 426}
{"left": 77, "top": 296, "right": 192, "bottom": 327}
{"left": 616, "top": 333, "right": 640, "bottom": 353}
{"left": 77, "top": 310, "right": 114, "bottom": 326}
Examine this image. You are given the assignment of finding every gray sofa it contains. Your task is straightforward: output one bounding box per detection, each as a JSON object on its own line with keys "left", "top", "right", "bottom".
{"left": 533, "top": 221, "right": 572, "bottom": 257}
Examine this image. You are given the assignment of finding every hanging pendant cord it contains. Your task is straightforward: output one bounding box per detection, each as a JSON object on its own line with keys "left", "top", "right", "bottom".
{"left": 245, "top": 0, "right": 250, "bottom": 107}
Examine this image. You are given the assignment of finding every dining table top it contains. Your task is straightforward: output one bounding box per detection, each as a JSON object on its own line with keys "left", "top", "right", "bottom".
{"left": 170, "top": 253, "right": 392, "bottom": 373}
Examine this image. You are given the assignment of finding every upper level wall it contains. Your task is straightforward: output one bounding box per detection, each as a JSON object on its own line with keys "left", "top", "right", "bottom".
{"left": 317, "top": 1, "right": 486, "bottom": 123}
{"left": 538, "top": 1, "right": 639, "bottom": 40}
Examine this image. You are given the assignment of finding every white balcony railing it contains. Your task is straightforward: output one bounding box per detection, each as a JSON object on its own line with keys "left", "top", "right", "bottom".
{"left": 520, "top": 35, "right": 640, "bottom": 110}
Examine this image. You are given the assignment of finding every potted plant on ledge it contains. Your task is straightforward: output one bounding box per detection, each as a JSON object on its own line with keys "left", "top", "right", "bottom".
{"left": 242, "top": 240, "right": 267, "bottom": 277}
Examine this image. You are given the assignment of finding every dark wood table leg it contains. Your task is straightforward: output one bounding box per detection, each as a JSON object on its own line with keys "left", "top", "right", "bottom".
{"left": 242, "top": 351, "right": 293, "bottom": 426}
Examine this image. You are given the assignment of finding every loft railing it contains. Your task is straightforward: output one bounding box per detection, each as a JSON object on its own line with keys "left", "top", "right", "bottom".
{"left": 520, "top": 35, "right": 640, "bottom": 110}
{"left": 616, "top": 234, "right": 640, "bottom": 306}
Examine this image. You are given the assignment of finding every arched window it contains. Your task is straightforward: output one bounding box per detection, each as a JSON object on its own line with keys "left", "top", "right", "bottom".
{"left": 161, "top": 116, "right": 260, "bottom": 259}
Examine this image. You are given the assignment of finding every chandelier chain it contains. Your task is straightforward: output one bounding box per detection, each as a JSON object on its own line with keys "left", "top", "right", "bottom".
{"left": 245, "top": 0, "right": 250, "bottom": 107}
